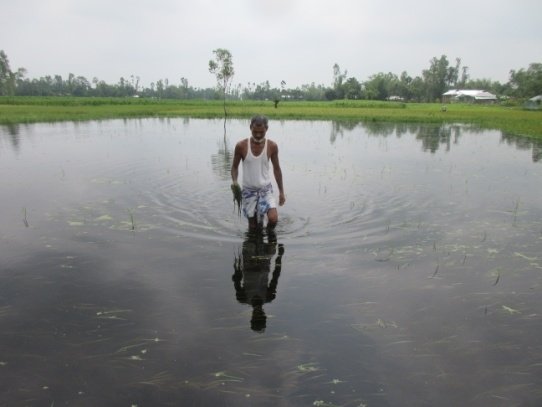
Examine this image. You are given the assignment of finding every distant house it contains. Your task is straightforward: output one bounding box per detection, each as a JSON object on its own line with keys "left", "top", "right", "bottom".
{"left": 387, "top": 95, "right": 404, "bottom": 101}
{"left": 524, "top": 95, "right": 542, "bottom": 110}
{"left": 442, "top": 89, "right": 498, "bottom": 104}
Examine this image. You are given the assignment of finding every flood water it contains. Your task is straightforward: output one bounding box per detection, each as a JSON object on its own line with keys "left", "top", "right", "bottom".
{"left": 1, "top": 118, "right": 541, "bottom": 406}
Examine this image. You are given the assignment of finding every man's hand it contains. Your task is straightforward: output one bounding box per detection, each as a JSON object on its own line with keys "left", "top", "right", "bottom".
{"left": 278, "top": 192, "right": 286, "bottom": 206}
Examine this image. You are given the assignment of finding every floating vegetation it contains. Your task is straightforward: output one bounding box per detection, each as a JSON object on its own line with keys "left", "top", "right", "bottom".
{"left": 351, "top": 319, "right": 398, "bottom": 332}
{"left": 326, "top": 379, "right": 346, "bottom": 385}
{"left": 138, "top": 371, "right": 175, "bottom": 387}
{"left": 514, "top": 252, "right": 538, "bottom": 262}
{"left": 313, "top": 401, "right": 341, "bottom": 407}
{"left": 297, "top": 362, "right": 321, "bottom": 373}
{"left": 94, "top": 214, "right": 113, "bottom": 221}
{"left": 376, "top": 319, "right": 398, "bottom": 329}
{"left": 502, "top": 305, "right": 521, "bottom": 315}
{"left": 373, "top": 247, "right": 394, "bottom": 262}
{"left": 96, "top": 309, "right": 132, "bottom": 320}
{"left": 211, "top": 371, "right": 244, "bottom": 382}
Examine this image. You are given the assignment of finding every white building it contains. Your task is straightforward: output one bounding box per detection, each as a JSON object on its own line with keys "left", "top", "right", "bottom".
{"left": 442, "top": 89, "right": 498, "bottom": 103}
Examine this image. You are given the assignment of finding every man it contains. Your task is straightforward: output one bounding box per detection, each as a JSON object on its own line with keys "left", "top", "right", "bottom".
{"left": 231, "top": 115, "right": 285, "bottom": 230}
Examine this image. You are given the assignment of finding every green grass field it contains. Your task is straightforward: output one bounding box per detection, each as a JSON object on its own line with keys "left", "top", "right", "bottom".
{"left": 1, "top": 96, "right": 541, "bottom": 140}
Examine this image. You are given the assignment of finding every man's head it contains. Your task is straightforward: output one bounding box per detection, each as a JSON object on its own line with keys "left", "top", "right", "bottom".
{"left": 250, "top": 115, "right": 268, "bottom": 140}
{"left": 250, "top": 115, "right": 268, "bottom": 129}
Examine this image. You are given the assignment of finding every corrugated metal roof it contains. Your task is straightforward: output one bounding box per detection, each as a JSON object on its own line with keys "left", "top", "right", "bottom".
{"left": 443, "top": 89, "right": 497, "bottom": 99}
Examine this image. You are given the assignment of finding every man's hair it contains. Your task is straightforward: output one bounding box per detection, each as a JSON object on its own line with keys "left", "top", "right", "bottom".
{"left": 250, "top": 115, "right": 268, "bottom": 128}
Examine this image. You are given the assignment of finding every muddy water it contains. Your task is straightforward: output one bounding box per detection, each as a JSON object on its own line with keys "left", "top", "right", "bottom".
{"left": 1, "top": 118, "right": 541, "bottom": 406}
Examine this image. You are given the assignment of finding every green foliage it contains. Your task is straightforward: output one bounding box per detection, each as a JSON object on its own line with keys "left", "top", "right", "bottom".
{"left": 1, "top": 49, "right": 540, "bottom": 107}
{"left": 0, "top": 50, "right": 17, "bottom": 96}
{"left": 422, "top": 55, "right": 462, "bottom": 102}
{"left": 1, "top": 97, "right": 541, "bottom": 140}
{"left": 209, "top": 48, "right": 235, "bottom": 117}
{"left": 509, "top": 63, "right": 542, "bottom": 98}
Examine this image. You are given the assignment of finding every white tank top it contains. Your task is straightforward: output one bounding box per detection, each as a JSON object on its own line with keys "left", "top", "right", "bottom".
{"left": 242, "top": 138, "right": 271, "bottom": 189}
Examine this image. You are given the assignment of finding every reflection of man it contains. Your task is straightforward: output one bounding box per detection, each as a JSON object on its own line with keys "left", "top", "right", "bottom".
{"left": 232, "top": 231, "right": 284, "bottom": 333}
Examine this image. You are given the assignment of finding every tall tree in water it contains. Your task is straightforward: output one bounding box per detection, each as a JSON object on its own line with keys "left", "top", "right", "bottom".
{"left": 0, "top": 50, "right": 14, "bottom": 96}
{"left": 209, "top": 48, "right": 235, "bottom": 119}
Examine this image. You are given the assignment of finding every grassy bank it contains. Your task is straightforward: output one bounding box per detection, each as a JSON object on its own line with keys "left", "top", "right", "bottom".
{"left": 1, "top": 96, "right": 541, "bottom": 140}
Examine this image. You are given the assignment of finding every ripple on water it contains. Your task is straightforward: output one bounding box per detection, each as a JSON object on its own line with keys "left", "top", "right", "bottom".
{"left": 111, "top": 152, "right": 429, "bottom": 250}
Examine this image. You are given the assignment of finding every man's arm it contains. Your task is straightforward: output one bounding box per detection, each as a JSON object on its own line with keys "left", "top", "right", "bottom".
{"left": 231, "top": 142, "right": 243, "bottom": 184}
{"left": 270, "top": 142, "right": 286, "bottom": 206}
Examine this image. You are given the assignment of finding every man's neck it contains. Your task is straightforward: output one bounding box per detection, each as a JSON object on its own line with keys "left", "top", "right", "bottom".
{"left": 251, "top": 136, "right": 265, "bottom": 144}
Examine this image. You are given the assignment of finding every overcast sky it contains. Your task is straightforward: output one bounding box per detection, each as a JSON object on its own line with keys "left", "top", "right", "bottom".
{"left": 2, "top": 0, "right": 541, "bottom": 89}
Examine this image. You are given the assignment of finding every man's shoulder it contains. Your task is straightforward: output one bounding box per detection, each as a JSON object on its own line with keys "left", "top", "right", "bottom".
{"left": 234, "top": 139, "right": 249, "bottom": 158}
{"left": 267, "top": 139, "right": 279, "bottom": 152}
{"left": 235, "top": 138, "right": 248, "bottom": 149}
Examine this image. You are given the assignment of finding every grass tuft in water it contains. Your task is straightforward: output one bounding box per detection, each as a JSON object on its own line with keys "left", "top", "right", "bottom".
{"left": 22, "top": 207, "right": 29, "bottom": 227}
{"left": 128, "top": 209, "right": 136, "bottom": 230}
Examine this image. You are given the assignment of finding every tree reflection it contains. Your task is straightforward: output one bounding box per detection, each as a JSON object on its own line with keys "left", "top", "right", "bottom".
{"left": 211, "top": 116, "right": 235, "bottom": 179}
{"left": 501, "top": 133, "right": 542, "bottom": 163}
{"left": 232, "top": 231, "right": 284, "bottom": 333}
{"left": 328, "top": 120, "right": 539, "bottom": 161}
{"left": 415, "top": 124, "right": 460, "bottom": 153}
{"left": 1, "top": 123, "right": 21, "bottom": 152}
{"left": 211, "top": 136, "right": 233, "bottom": 180}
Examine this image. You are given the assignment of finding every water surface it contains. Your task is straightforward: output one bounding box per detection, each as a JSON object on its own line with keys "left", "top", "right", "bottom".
{"left": 1, "top": 118, "right": 541, "bottom": 406}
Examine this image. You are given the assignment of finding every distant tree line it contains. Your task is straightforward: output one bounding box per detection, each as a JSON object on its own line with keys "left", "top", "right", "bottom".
{"left": 1, "top": 50, "right": 540, "bottom": 102}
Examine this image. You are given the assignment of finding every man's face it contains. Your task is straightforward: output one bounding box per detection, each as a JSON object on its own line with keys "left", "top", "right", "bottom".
{"left": 250, "top": 124, "right": 267, "bottom": 140}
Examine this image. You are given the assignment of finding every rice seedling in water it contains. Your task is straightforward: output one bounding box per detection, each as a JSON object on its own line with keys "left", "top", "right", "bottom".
{"left": 231, "top": 183, "right": 242, "bottom": 216}
{"left": 128, "top": 209, "right": 136, "bottom": 230}
{"left": 22, "top": 207, "right": 29, "bottom": 227}
{"left": 512, "top": 198, "right": 520, "bottom": 225}
{"left": 430, "top": 264, "right": 440, "bottom": 278}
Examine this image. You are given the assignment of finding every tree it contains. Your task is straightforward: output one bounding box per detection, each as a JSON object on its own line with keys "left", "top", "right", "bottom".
{"left": 409, "top": 76, "right": 426, "bottom": 102}
{"left": 509, "top": 63, "right": 542, "bottom": 98}
{"left": 363, "top": 72, "right": 398, "bottom": 100}
{"left": 458, "top": 66, "right": 469, "bottom": 89}
{"left": 0, "top": 50, "right": 15, "bottom": 96}
{"left": 398, "top": 71, "right": 413, "bottom": 100}
{"left": 209, "top": 48, "right": 235, "bottom": 118}
{"left": 422, "top": 55, "right": 450, "bottom": 102}
{"left": 332, "top": 63, "right": 347, "bottom": 99}
{"left": 343, "top": 77, "right": 362, "bottom": 99}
